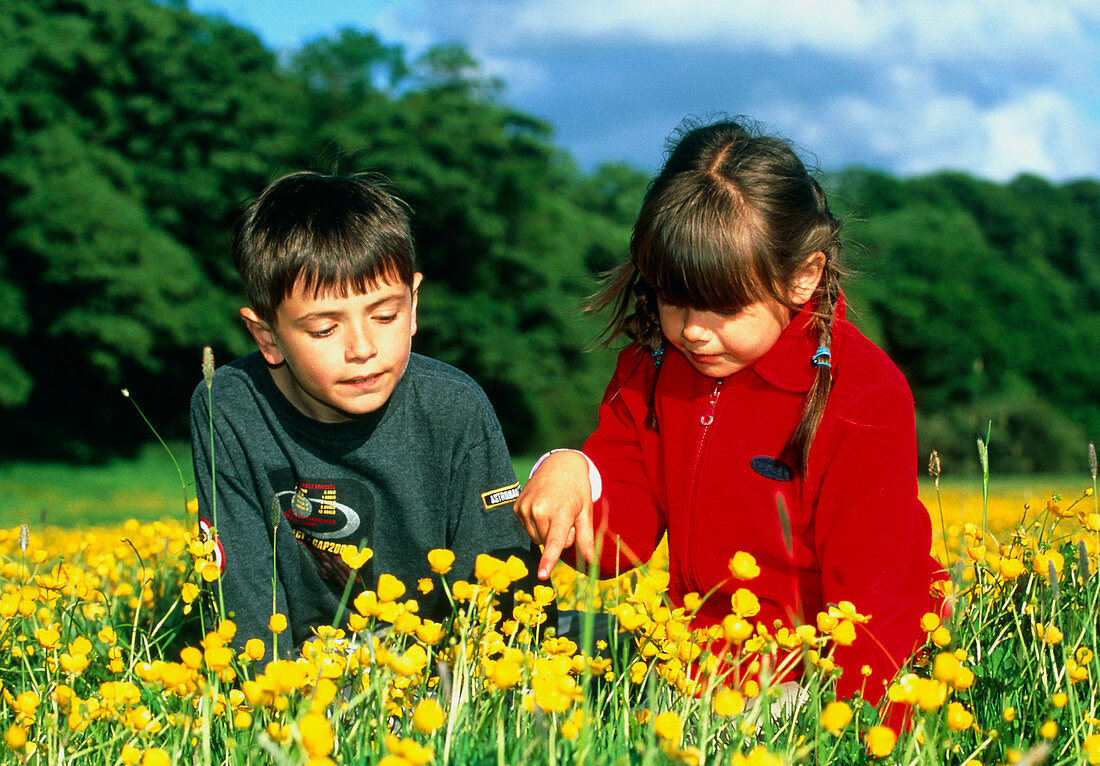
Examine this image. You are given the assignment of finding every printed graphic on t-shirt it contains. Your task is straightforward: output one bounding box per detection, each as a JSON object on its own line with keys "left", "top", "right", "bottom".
{"left": 268, "top": 472, "right": 375, "bottom": 586}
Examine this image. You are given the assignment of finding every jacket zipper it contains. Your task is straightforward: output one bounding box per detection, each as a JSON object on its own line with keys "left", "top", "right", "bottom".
{"left": 685, "top": 378, "right": 723, "bottom": 596}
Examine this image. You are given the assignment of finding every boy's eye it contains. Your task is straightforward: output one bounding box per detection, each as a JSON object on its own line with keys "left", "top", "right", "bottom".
{"left": 374, "top": 313, "right": 398, "bottom": 323}
{"left": 308, "top": 326, "right": 336, "bottom": 338}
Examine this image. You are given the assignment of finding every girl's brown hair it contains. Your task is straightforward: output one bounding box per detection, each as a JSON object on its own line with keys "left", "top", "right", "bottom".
{"left": 592, "top": 117, "right": 844, "bottom": 473}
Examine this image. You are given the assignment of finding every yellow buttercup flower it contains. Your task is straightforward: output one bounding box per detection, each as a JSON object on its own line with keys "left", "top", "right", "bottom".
{"left": 730, "top": 588, "right": 760, "bottom": 618}
{"left": 489, "top": 654, "right": 523, "bottom": 690}
{"left": 921, "top": 612, "right": 942, "bottom": 633}
{"left": 831, "top": 620, "right": 857, "bottom": 646}
{"left": 946, "top": 701, "right": 974, "bottom": 731}
{"left": 141, "top": 748, "right": 171, "bottom": 766}
{"left": 378, "top": 573, "right": 407, "bottom": 602}
{"left": 35, "top": 626, "right": 60, "bottom": 650}
{"left": 427, "top": 549, "right": 455, "bottom": 575}
{"left": 712, "top": 687, "right": 745, "bottom": 717}
{"left": 299, "top": 712, "right": 334, "bottom": 758}
{"left": 243, "top": 638, "right": 266, "bottom": 661}
{"left": 820, "top": 701, "right": 852, "bottom": 734}
{"left": 4, "top": 725, "right": 27, "bottom": 750}
{"left": 730, "top": 746, "right": 785, "bottom": 766}
{"left": 999, "top": 557, "right": 1025, "bottom": 579}
{"left": 866, "top": 726, "right": 896, "bottom": 757}
{"left": 341, "top": 546, "right": 373, "bottom": 569}
{"left": 415, "top": 620, "right": 445, "bottom": 645}
{"left": 412, "top": 698, "right": 446, "bottom": 734}
{"left": 269, "top": 614, "right": 288, "bottom": 633}
{"left": 654, "top": 710, "right": 682, "bottom": 742}
{"left": 475, "top": 554, "right": 513, "bottom": 592}
{"left": 728, "top": 551, "right": 761, "bottom": 580}
{"left": 1083, "top": 734, "right": 1100, "bottom": 765}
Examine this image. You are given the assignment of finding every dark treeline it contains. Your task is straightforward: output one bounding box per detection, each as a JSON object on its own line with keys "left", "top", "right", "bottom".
{"left": 2, "top": 0, "right": 1098, "bottom": 474}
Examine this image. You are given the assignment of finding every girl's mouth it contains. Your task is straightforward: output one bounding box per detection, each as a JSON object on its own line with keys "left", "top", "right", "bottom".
{"left": 688, "top": 351, "right": 724, "bottom": 365}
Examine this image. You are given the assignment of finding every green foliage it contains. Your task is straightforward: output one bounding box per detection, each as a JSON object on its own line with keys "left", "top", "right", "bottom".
{"left": 1, "top": 0, "right": 1098, "bottom": 470}
{"left": 836, "top": 168, "right": 1100, "bottom": 473}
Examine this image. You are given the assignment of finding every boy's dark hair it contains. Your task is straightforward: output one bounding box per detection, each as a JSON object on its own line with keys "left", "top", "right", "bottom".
{"left": 233, "top": 171, "right": 417, "bottom": 325}
{"left": 592, "top": 117, "right": 844, "bottom": 474}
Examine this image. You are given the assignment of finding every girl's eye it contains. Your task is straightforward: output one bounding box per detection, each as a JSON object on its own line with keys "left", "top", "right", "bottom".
{"left": 308, "top": 327, "right": 335, "bottom": 338}
{"left": 716, "top": 307, "right": 743, "bottom": 318}
{"left": 374, "top": 313, "right": 398, "bottom": 324}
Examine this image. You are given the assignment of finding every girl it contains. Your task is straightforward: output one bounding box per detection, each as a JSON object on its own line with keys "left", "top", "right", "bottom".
{"left": 514, "top": 117, "right": 941, "bottom": 705}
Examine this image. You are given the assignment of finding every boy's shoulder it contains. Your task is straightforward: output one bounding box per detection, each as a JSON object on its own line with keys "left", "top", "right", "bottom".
{"left": 400, "top": 353, "right": 498, "bottom": 417}
{"left": 189, "top": 351, "right": 266, "bottom": 409}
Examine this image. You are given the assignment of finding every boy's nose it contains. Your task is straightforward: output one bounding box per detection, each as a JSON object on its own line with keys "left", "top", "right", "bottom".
{"left": 346, "top": 328, "right": 377, "bottom": 361}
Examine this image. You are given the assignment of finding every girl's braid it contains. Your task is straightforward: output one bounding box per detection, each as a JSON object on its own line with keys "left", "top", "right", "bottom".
{"left": 783, "top": 180, "right": 844, "bottom": 473}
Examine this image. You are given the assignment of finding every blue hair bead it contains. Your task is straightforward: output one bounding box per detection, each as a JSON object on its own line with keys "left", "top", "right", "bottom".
{"left": 652, "top": 347, "right": 666, "bottom": 368}
{"left": 812, "top": 346, "right": 832, "bottom": 369}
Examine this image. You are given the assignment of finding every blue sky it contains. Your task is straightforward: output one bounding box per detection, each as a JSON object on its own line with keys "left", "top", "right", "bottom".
{"left": 188, "top": 0, "right": 1100, "bottom": 181}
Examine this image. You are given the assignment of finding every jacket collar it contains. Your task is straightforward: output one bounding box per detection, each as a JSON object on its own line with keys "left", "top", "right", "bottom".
{"left": 750, "top": 293, "right": 846, "bottom": 393}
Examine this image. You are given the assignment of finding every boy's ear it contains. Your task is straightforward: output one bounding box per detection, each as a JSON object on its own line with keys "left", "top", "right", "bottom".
{"left": 239, "top": 308, "right": 285, "bottom": 366}
{"left": 409, "top": 272, "right": 424, "bottom": 337}
{"left": 789, "top": 252, "right": 826, "bottom": 306}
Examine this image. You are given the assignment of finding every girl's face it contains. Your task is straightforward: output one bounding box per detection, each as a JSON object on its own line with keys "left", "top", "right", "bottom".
{"left": 658, "top": 296, "right": 792, "bottom": 379}
{"left": 656, "top": 252, "right": 827, "bottom": 378}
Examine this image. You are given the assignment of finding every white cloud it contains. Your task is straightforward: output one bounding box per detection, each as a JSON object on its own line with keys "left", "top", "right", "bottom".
{"left": 980, "top": 91, "right": 1100, "bottom": 181}
{"left": 500, "top": 0, "right": 1093, "bottom": 70}
{"left": 771, "top": 64, "right": 1100, "bottom": 181}
{"left": 188, "top": 0, "right": 1100, "bottom": 180}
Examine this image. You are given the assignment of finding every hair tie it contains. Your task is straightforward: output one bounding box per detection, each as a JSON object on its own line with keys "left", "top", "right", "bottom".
{"left": 651, "top": 347, "right": 666, "bottom": 368}
{"left": 811, "top": 346, "right": 831, "bottom": 369}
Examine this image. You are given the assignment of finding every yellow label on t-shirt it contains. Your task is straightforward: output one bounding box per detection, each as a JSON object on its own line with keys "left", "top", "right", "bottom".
{"left": 481, "top": 482, "right": 520, "bottom": 510}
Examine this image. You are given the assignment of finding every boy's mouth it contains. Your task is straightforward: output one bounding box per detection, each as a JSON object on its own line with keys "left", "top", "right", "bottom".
{"left": 340, "top": 373, "right": 383, "bottom": 388}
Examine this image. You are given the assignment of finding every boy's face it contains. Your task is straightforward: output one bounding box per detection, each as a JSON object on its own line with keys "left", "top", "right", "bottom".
{"left": 241, "top": 273, "right": 423, "bottom": 422}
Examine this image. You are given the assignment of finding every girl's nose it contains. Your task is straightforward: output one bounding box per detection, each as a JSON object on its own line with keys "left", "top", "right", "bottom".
{"left": 680, "top": 310, "right": 710, "bottom": 344}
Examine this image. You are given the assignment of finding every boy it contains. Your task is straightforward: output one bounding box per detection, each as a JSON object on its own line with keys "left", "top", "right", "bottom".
{"left": 191, "top": 171, "right": 545, "bottom": 658}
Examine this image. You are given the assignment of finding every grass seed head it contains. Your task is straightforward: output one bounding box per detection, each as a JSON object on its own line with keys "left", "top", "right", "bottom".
{"left": 203, "top": 346, "right": 215, "bottom": 389}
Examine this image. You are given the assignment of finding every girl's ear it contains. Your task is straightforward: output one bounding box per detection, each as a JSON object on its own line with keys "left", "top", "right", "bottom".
{"left": 240, "top": 307, "right": 285, "bottom": 366}
{"left": 789, "top": 252, "right": 826, "bottom": 306}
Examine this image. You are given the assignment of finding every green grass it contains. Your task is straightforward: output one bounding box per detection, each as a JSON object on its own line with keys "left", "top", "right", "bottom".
{"left": 3, "top": 441, "right": 1085, "bottom": 532}
{"left": 0, "top": 445, "right": 539, "bottom": 529}
{"left": 0, "top": 442, "right": 194, "bottom": 528}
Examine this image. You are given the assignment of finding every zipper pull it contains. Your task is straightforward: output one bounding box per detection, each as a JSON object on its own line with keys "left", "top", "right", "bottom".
{"left": 700, "top": 380, "right": 723, "bottom": 426}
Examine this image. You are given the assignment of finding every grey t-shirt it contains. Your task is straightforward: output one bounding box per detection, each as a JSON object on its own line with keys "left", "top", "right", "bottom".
{"left": 190, "top": 351, "right": 542, "bottom": 657}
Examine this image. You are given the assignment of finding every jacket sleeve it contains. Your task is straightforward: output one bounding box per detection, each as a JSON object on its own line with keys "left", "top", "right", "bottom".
{"left": 582, "top": 346, "right": 668, "bottom": 577}
{"left": 810, "top": 380, "right": 934, "bottom": 705}
{"left": 190, "top": 384, "right": 309, "bottom": 660}
{"left": 446, "top": 394, "right": 553, "bottom": 626}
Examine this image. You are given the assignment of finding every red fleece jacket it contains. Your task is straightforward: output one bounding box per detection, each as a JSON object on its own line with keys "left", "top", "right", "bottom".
{"left": 583, "top": 299, "right": 940, "bottom": 704}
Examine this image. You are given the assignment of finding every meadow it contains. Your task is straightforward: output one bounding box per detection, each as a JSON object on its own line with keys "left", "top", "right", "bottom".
{"left": 1, "top": 445, "right": 1099, "bottom": 765}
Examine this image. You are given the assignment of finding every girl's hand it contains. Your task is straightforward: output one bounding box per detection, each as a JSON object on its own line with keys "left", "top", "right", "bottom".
{"left": 514, "top": 451, "right": 595, "bottom": 579}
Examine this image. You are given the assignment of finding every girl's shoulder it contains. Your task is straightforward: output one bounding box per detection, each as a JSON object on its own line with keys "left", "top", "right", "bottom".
{"left": 611, "top": 343, "right": 662, "bottom": 384}
{"left": 830, "top": 318, "right": 915, "bottom": 413}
